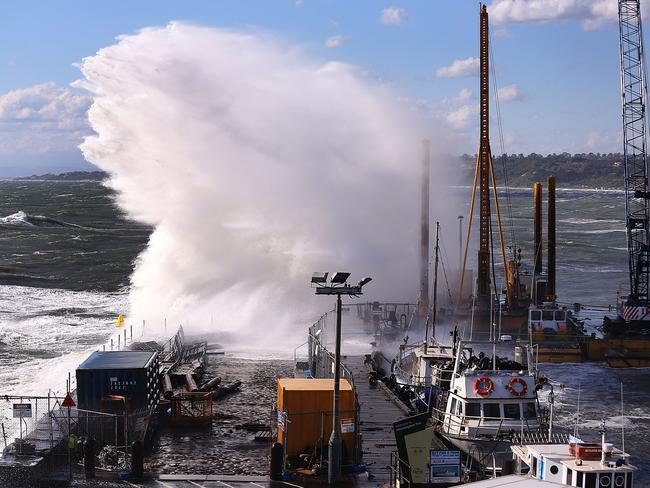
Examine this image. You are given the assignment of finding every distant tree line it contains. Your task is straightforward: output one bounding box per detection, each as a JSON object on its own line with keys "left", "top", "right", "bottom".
{"left": 458, "top": 152, "right": 625, "bottom": 189}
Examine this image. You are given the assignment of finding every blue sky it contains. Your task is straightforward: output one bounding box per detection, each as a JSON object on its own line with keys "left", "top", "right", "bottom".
{"left": 0, "top": 0, "right": 641, "bottom": 175}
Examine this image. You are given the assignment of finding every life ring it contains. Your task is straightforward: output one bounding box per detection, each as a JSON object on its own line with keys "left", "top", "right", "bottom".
{"left": 473, "top": 376, "right": 494, "bottom": 397}
{"left": 507, "top": 377, "right": 528, "bottom": 397}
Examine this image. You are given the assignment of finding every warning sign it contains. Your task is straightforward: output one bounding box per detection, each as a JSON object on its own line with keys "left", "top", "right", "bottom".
{"left": 61, "top": 393, "right": 76, "bottom": 408}
{"left": 12, "top": 403, "right": 32, "bottom": 418}
{"left": 341, "top": 418, "right": 355, "bottom": 433}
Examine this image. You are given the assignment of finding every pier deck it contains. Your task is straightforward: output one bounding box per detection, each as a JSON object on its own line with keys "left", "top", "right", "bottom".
{"left": 344, "top": 355, "right": 404, "bottom": 486}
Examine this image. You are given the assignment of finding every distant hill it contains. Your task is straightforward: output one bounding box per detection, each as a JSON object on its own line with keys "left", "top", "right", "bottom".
{"left": 13, "top": 171, "right": 107, "bottom": 182}
{"left": 460, "top": 152, "right": 625, "bottom": 189}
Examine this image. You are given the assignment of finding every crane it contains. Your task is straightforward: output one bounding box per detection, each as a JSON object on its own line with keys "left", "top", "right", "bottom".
{"left": 617, "top": 0, "right": 650, "bottom": 325}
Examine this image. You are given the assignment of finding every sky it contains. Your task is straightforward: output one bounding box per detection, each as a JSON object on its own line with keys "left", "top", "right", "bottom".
{"left": 0, "top": 0, "right": 643, "bottom": 176}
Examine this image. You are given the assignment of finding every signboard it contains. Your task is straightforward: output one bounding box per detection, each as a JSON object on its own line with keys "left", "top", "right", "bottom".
{"left": 429, "top": 450, "right": 461, "bottom": 484}
{"left": 277, "top": 411, "right": 285, "bottom": 429}
{"left": 12, "top": 403, "right": 32, "bottom": 418}
{"left": 341, "top": 418, "right": 355, "bottom": 433}
{"left": 393, "top": 413, "right": 429, "bottom": 482}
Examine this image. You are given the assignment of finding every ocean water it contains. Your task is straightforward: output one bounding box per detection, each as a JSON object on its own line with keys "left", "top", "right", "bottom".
{"left": 0, "top": 181, "right": 648, "bottom": 482}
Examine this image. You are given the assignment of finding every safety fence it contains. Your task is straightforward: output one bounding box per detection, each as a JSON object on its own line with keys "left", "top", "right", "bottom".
{"left": 0, "top": 393, "right": 149, "bottom": 473}
{"left": 276, "top": 408, "right": 360, "bottom": 470}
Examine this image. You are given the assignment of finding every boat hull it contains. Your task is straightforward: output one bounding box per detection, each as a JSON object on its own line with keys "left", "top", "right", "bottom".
{"left": 442, "top": 434, "right": 515, "bottom": 471}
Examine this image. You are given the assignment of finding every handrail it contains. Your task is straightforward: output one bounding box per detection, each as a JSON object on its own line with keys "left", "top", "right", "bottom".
{"left": 389, "top": 451, "right": 412, "bottom": 488}
{"left": 308, "top": 331, "right": 355, "bottom": 388}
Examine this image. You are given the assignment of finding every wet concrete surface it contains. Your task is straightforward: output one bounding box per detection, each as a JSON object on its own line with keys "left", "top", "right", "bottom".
{"left": 146, "top": 355, "right": 293, "bottom": 476}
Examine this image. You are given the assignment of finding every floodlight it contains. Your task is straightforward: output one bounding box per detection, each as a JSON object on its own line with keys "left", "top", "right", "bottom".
{"left": 358, "top": 277, "right": 372, "bottom": 287}
{"left": 331, "top": 272, "right": 351, "bottom": 284}
{"left": 311, "top": 272, "right": 328, "bottom": 284}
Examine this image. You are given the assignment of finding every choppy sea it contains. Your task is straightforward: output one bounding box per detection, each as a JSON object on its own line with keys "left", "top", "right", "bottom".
{"left": 0, "top": 181, "right": 648, "bottom": 482}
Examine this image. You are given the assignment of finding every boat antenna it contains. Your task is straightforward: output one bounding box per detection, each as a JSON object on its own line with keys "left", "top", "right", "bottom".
{"left": 621, "top": 382, "right": 625, "bottom": 453}
{"left": 574, "top": 384, "right": 581, "bottom": 438}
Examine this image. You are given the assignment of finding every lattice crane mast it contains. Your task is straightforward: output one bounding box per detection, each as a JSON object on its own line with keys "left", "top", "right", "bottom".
{"left": 618, "top": 0, "right": 650, "bottom": 323}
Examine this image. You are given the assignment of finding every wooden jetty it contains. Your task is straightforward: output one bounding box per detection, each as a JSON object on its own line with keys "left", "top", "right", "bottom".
{"left": 344, "top": 355, "right": 446, "bottom": 487}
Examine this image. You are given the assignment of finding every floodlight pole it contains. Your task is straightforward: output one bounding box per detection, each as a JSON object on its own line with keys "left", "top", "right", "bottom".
{"left": 329, "top": 292, "right": 343, "bottom": 485}
{"left": 312, "top": 274, "right": 370, "bottom": 484}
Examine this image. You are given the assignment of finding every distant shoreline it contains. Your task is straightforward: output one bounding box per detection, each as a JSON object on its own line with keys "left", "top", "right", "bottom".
{"left": 5, "top": 170, "right": 107, "bottom": 182}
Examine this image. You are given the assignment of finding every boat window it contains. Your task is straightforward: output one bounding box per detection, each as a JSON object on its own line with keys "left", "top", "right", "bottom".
{"left": 523, "top": 402, "right": 537, "bottom": 419}
{"left": 543, "top": 310, "right": 554, "bottom": 320}
{"left": 466, "top": 402, "right": 481, "bottom": 417}
{"left": 483, "top": 403, "right": 500, "bottom": 419}
{"left": 503, "top": 403, "right": 521, "bottom": 419}
{"left": 550, "top": 464, "right": 559, "bottom": 475}
{"left": 555, "top": 310, "right": 566, "bottom": 321}
{"left": 576, "top": 471, "right": 583, "bottom": 486}
{"left": 456, "top": 401, "right": 463, "bottom": 416}
{"left": 585, "top": 472, "right": 597, "bottom": 488}
{"left": 450, "top": 398, "right": 457, "bottom": 415}
{"left": 566, "top": 468, "right": 573, "bottom": 485}
{"left": 530, "top": 310, "right": 541, "bottom": 321}
{"left": 531, "top": 456, "right": 537, "bottom": 477}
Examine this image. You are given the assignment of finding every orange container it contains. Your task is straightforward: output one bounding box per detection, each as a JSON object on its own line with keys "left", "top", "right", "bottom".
{"left": 569, "top": 443, "right": 602, "bottom": 460}
{"left": 277, "top": 378, "right": 356, "bottom": 459}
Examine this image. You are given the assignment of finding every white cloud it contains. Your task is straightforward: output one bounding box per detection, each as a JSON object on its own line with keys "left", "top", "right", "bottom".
{"left": 446, "top": 104, "right": 476, "bottom": 129}
{"left": 486, "top": 0, "right": 648, "bottom": 30}
{"left": 497, "top": 83, "right": 525, "bottom": 102}
{"left": 456, "top": 87, "right": 472, "bottom": 101}
{"left": 325, "top": 35, "right": 346, "bottom": 49}
{"left": 380, "top": 7, "right": 407, "bottom": 25}
{"left": 293, "top": 0, "right": 303, "bottom": 6}
{"left": 0, "top": 82, "right": 90, "bottom": 153}
{"left": 493, "top": 27, "right": 512, "bottom": 38}
{"left": 436, "top": 57, "right": 479, "bottom": 78}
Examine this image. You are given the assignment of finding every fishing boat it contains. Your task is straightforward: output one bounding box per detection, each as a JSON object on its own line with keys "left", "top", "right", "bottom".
{"left": 430, "top": 338, "right": 548, "bottom": 472}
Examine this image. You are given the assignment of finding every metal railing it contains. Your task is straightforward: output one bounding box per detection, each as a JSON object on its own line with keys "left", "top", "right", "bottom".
{"left": 389, "top": 451, "right": 412, "bottom": 488}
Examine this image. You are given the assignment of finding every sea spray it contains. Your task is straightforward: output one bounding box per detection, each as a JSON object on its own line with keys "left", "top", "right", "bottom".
{"left": 78, "top": 23, "right": 458, "bottom": 349}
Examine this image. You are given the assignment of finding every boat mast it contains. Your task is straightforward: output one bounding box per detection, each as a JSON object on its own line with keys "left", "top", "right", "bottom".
{"left": 425, "top": 221, "right": 439, "bottom": 354}
{"left": 477, "top": 4, "right": 491, "bottom": 304}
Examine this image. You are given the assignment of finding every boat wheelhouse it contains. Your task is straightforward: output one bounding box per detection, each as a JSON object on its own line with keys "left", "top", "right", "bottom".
{"left": 529, "top": 302, "right": 568, "bottom": 338}
{"left": 432, "top": 340, "right": 546, "bottom": 469}
{"left": 511, "top": 430, "right": 636, "bottom": 487}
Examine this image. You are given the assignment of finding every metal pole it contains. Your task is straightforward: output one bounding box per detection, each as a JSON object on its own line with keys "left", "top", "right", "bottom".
{"left": 67, "top": 405, "right": 72, "bottom": 482}
{"left": 328, "top": 293, "right": 343, "bottom": 485}
{"left": 419, "top": 138, "right": 431, "bottom": 320}
{"left": 548, "top": 385, "right": 554, "bottom": 442}
{"left": 458, "top": 215, "right": 464, "bottom": 277}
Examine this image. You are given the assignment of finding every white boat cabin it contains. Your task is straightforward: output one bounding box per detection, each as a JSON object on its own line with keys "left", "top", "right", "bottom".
{"left": 511, "top": 439, "right": 636, "bottom": 488}
{"left": 529, "top": 302, "right": 568, "bottom": 336}
{"left": 439, "top": 342, "right": 541, "bottom": 439}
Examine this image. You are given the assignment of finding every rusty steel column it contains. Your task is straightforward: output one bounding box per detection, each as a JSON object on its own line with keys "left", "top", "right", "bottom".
{"left": 533, "top": 182, "right": 543, "bottom": 276}
{"left": 419, "top": 138, "right": 430, "bottom": 318}
{"left": 547, "top": 176, "right": 556, "bottom": 300}
{"left": 477, "top": 4, "right": 491, "bottom": 300}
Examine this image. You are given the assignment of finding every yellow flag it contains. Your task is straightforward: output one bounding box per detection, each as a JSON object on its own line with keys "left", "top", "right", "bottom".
{"left": 115, "top": 314, "right": 125, "bottom": 328}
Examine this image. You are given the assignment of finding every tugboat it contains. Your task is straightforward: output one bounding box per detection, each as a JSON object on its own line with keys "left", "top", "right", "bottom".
{"left": 430, "top": 338, "right": 546, "bottom": 472}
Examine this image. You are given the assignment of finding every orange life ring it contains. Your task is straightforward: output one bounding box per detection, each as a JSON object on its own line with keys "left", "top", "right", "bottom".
{"left": 473, "top": 376, "right": 494, "bottom": 397}
{"left": 507, "top": 377, "right": 528, "bottom": 397}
